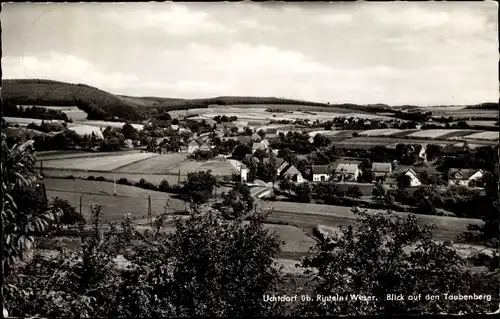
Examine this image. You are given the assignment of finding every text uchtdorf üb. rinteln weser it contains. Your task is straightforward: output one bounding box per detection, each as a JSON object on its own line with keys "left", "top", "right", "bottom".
{"left": 263, "top": 293, "right": 493, "bottom": 303}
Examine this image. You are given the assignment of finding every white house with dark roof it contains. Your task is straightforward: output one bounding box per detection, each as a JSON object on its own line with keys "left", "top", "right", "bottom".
{"left": 252, "top": 142, "right": 268, "bottom": 153}
{"left": 188, "top": 140, "right": 200, "bottom": 154}
{"left": 448, "top": 168, "right": 485, "bottom": 187}
{"left": 333, "top": 163, "right": 360, "bottom": 182}
{"left": 280, "top": 163, "right": 304, "bottom": 184}
{"left": 372, "top": 162, "right": 392, "bottom": 179}
{"left": 198, "top": 143, "right": 212, "bottom": 152}
{"left": 312, "top": 165, "right": 334, "bottom": 182}
{"left": 403, "top": 168, "right": 421, "bottom": 187}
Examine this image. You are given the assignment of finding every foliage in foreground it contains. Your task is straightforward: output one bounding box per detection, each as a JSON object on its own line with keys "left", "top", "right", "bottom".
{"left": 300, "top": 208, "right": 499, "bottom": 316}
{"left": 5, "top": 203, "right": 284, "bottom": 317}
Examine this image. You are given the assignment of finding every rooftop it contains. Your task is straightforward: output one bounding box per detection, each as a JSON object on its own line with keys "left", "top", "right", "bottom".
{"left": 312, "top": 165, "right": 334, "bottom": 175}
{"left": 372, "top": 162, "right": 392, "bottom": 173}
{"left": 335, "top": 163, "right": 359, "bottom": 174}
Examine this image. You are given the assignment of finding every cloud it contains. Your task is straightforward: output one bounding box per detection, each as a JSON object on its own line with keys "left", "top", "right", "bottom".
{"left": 166, "top": 42, "right": 332, "bottom": 76}
{"left": 101, "top": 3, "right": 236, "bottom": 35}
{"left": 370, "top": 3, "right": 490, "bottom": 34}
{"left": 235, "top": 19, "right": 277, "bottom": 31}
{"left": 316, "top": 13, "right": 353, "bottom": 25}
{"left": 2, "top": 52, "right": 140, "bottom": 91}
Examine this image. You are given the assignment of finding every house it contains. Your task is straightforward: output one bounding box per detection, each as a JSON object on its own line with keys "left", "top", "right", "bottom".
{"left": 276, "top": 159, "right": 288, "bottom": 175}
{"left": 198, "top": 143, "right": 212, "bottom": 152}
{"left": 265, "top": 128, "right": 278, "bottom": 135}
{"left": 251, "top": 133, "right": 261, "bottom": 142}
{"left": 312, "top": 165, "right": 334, "bottom": 182}
{"left": 241, "top": 164, "right": 249, "bottom": 183}
{"left": 188, "top": 141, "right": 200, "bottom": 154}
{"left": 260, "top": 139, "right": 270, "bottom": 147}
{"left": 170, "top": 124, "right": 179, "bottom": 131}
{"left": 333, "top": 163, "right": 360, "bottom": 182}
{"left": 280, "top": 163, "right": 305, "bottom": 184}
{"left": 372, "top": 162, "right": 392, "bottom": 179}
{"left": 252, "top": 142, "right": 268, "bottom": 153}
{"left": 236, "top": 136, "right": 252, "bottom": 144}
{"left": 448, "top": 168, "right": 485, "bottom": 187}
{"left": 245, "top": 153, "right": 260, "bottom": 164}
{"left": 178, "top": 127, "right": 192, "bottom": 134}
{"left": 417, "top": 144, "right": 427, "bottom": 162}
{"left": 124, "top": 139, "right": 134, "bottom": 149}
{"left": 402, "top": 168, "right": 421, "bottom": 187}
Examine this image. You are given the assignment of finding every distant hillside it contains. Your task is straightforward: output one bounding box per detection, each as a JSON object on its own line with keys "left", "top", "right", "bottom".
{"left": 464, "top": 102, "right": 499, "bottom": 110}
{"left": 2, "top": 79, "right": 146, "bottom": 121}
{"left": 153, "top": 97, "right": 394, "bottom": 114}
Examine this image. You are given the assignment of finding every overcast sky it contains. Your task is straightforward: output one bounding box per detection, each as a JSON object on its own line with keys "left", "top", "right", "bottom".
{"left": 2, "top": 1, "right": 498, "bottom": 105}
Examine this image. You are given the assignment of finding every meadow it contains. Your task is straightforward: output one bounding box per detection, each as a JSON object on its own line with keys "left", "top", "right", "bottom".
{"left": 464, "top": 131, "right": 499, "bottom": 141}
{"left": 407, "top": 129, "right": 465, "bottom": 139}
{"left": 42, "top": 152, "right": 158, "bottom": 171}
{"left": 359, "top": 128, "right": 403, "bottom": 136}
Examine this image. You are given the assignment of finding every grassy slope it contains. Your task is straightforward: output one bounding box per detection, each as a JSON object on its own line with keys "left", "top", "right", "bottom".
{"left": 2, "top": 79, "right": 146, "bottom": 121}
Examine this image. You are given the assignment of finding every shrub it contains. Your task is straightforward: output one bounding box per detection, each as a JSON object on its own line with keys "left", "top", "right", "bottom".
{"left": 87, "top": 176, "right": 95, "bottom": 181}
{"left": 158, "top": 179, "right": 170, "bottom": 192}
{"left": 66, "top": 175, "right": 75, "bottom": 179}
{"left": 95, "top": 176, "right": 106, "bottom": 181}
{"left": 167, "top": 184, "right": 184, "bottom": 194}
{"left": 116, "top": 177, "right": 133, "bottom": 185}
{"left": 135, "top": 178, "right": 157, "bottom": 190}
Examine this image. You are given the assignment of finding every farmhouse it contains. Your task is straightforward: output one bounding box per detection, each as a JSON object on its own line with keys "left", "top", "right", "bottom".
{"left": 245, "top": 154, "right": 260, "bottom": 164}
{"left": 237, "top": 136, "right": 252, "bottom": 144}
{"left": 447, "top": 168, "right": 485, "bottom": 187}
{"left": 402, "top": 168, "right": 421, "bottom": 187}
{"left": 124, "top": 139, "right": 134, "bottom": 149}
{"left": 240, "top": 164, "right": 249, "bottom": 183}
{"left": 372, "top": 162, "right": 392, "bottom": 179}
{"left": 252, "top": 142, "right": 268, "bottom": 153}
{"left": 333, "top": 163, "right": 360, "bottom": 182}
{"left": 260, "top": 139, "right": 270, "bottom": 147}
{"left": 280, "top": 163, "right": 304, "bottom": 184}
{"left": 198, "top": 143, "right": 212, "bottom": 152}
{"left": 170, "top": 124, "right": 179, "bottom": 131}
{"left": 188, "top": 141, "right": 200, "bottom": 154}
{"left": 251, "top": 133, "right": 261, "bottom": 141}
{"left": 312, "top": 165, "right": 334, "bottom": 182}
{"left": 265, "top": 128, "right": 278, "bottom": 135}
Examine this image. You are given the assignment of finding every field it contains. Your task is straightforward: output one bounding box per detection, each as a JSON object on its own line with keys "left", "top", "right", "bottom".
{"left": 4, "top": 117, "right": 64, "bottom": 125}
{"left": 359, "top": 128, "right": 403, "bottom": 136}
{"left": 463, "top": 131, "right": 499, "bottom": 141}
{"left": 407, "top": 129, "right": 464, "bottom": 139}
{"left": 113, "top": 153, "right": 238, "bottom": 176}
{"left": 179, "top": 106, "right": 394, "bottom": 127}
{"left": 38, "top": 150, "right": 141, "bottom": 161}
{"left": 437, "top": 130, "right": 481, "bottom": 139}
{"left": 19, "top": 105, "right": 89, "bottom": 121}
{"left": 113, "top": 153, "right": 188, "bottom": 174}
{"left": 44, "top": 178, "right": 186, "bottom": 222}
{"left": 83, "top": 120, "right": 144, "bottom": 131}
{"left": 431, "top": 109, "right": 498, "bottom": 120}
{"left": 455, "top": 120, "right": 498, "bottom": 128}
{"left": 43, "top": 153, "right": 158, "bottom": 171}
{"left": 44, "top": 178, "right": 316, "bottom": 255}
{"left": 67, "top": 124, "right": 104, "bottom": 137}
{"left": 259, "top": 200, "right": 481, "bottom": 234}
{"left": 43, "top": 169, "right": 184, "bottom": 185}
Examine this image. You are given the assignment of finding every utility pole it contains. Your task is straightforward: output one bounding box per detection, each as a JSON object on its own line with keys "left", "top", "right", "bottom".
{"left": 113, "top": 177, "right": 117, "bottom": 196}
{"left": 80, "top": 196, "right": 83, "bottom": 218}
{"left": 178, "top": 169, "right": 181, "bottom": 184}
{"left": 148, "top": 195, "right": 152, "bottom": 227}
